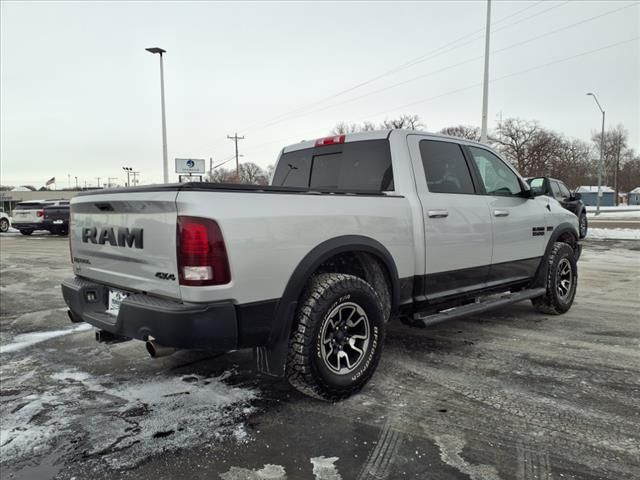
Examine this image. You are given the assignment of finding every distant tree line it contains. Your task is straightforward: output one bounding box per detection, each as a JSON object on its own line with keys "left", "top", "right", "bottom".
{"left": 206, "top": 162, "right": 273, "bottom": 185}
{"left": 330, "top": 114, "right": 640, "bottom": 194}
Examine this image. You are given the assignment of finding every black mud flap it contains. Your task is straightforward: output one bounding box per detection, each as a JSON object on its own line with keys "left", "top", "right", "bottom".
{"left": 254, "top": 301, "right": 298, "bottom": 378}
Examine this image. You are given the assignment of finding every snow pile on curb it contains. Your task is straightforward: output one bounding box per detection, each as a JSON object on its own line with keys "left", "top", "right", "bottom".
{"left": 587, "top": 228, "right": 640, "bottom": 240}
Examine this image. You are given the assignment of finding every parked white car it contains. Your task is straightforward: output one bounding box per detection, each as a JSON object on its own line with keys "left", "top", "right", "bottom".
{"left": 11, "top": 199, "right": 69, "bottom": 235}
{"left": 62, "top": 129, "right": 581, "bottom": 400}
{"left": 0, "top": 209, "right": 11, "bottom": 233}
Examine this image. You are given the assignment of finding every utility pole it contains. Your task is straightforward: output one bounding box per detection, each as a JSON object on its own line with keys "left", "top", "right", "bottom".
{"left": 227, "top": 133, "right": 245, "bottom": 180}
{"left": 108, "top": 177, "right": 119, "bottom": 188}
{"left": 96, "top": 177, "right": 101, "bottom": 188}
{"left": 68, "top": 174, "right": 71, "bottom": 189}
{"left": 587, "top": 93, "right": 605, "bottom": 216}
{"left": 131, "top": 171, "right": 140, "bottom": 186}
{"left": 75, "top": 176, "right": 79, "bottom": 189}
{"left": 209, "top": 157, "right": 213, "bottom": 181}
{"left": 480, "top": 0, "right": 492, "bottom": 144}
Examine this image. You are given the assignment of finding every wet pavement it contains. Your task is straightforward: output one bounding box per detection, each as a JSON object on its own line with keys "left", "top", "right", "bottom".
{"left": 1, "top": 233, "right": 639, "bottom": 479}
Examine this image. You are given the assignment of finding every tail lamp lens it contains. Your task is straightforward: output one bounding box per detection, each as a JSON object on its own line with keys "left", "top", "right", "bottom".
{"left": 177, "top": 216, "right": 231, "bottom": 286}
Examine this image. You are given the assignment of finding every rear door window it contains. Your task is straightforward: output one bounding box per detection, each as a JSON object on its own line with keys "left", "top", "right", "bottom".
{"left": 550, "top": 181, "right": 562, "bottom": 199}
{"left": 272, "top": 139, "right": 393, "bottom": 192}
{"left": 419, "top": 140, "right": 475, "bottom": 194}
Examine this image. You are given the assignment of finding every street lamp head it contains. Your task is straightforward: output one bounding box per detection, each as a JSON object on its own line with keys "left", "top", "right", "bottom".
{"left": 146, "top": 47, "right": 166, "bottom": 55}
{"left": 586, "top": 92, "right": 593, "bottom": 96}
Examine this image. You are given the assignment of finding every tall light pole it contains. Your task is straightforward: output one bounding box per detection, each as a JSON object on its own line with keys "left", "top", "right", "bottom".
{"left": 480, "top": 0, "right": 492, "bottom": 144}
{"left": 122, "top": 166, "right": 133, "bottom": 187}
{"left": 146, "top": 47, "right": 169, "bottom": 184}
{"left": 586, "top": 92, "right": 605, "bottom": 216}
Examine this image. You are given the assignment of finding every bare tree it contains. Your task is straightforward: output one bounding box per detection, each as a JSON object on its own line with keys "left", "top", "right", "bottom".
{"left": 0, "top": 185, "right": 14, "bottom": 191}
{"left": 239, "top": 162, "right": 268, "bottom": 185}
{"left": 208, "top": 168, "right": 235, "bottom": 183}
{"left": 491, "top": 118, "right": 564, "bottom": 177}
{"left": 439, "top": 125, "right": 481, "bottom": 141}
{"left": 331, "top": 122, "right": 362, "bottom": 135}
{"left": 330, "top": 114, "right": 423, "bottom": 135}
{"left": 592, "top": 125, "right": 628, "bottom": 203}
{"left": 618, "top": 151, "right": 640, "bottom": 194}
{"left": 381, "top": 114, "right": 424, "bottom": 130}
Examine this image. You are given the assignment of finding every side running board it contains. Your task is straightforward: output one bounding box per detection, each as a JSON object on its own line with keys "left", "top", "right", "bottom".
{"left": 413, "top": 288, "right": 546, "bottom": 328}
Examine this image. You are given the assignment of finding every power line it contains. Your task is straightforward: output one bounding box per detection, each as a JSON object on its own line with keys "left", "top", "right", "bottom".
{"left": 239, "top": 1, "right": 566, "bottom": 133}
{"left": 235, "top": 36, "right": 639, "bottom": 157}
{"left": 194, "top": 1, "right": 554, "bottom": 155}
{"left": 247, "top": 2, "right": 636, "bottom": 126}
{"left": 364, "top": 36, "right": 639, "bottom": 120}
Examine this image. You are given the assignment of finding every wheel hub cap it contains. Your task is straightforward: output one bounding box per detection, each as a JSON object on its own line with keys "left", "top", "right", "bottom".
{"left": 556, "top": 258, "right": 573, "bottom": 300}
{"left": 320, "top": 302, "right": 370, "bottom": 375}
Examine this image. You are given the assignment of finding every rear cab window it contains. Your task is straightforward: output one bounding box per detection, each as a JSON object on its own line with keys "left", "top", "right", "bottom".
{"left": 272, "top": 139, "right": 394, "bottom": 192}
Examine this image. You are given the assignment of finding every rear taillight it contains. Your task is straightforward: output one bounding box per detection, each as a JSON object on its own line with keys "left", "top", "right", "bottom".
{"left": 315, "top": 134, "right": 345, "bottom": 147}
{"left": 177, "top": 216, "right": 231, "bottom": 286}
{"left": 36, "top": 210, "right": 44, "bottom": 217}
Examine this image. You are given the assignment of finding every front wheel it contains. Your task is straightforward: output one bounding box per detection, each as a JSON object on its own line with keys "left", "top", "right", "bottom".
{"left": 579, "top": 213, "right": 588, "bottom": 238}
{"left": 0, "top": 218, "right": 9, "bottom": 233}
{"left": 287, "top": 273, "right": 386, "bottom": 401}
{"left": 532, "top": 242, "right": 577, "bottom": 315}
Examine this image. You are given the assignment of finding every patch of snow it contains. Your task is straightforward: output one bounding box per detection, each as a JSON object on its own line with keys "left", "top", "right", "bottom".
{"left": 220, "top": 464, "right": 287, "bottom": 480}
{"left": 586, "top": 228, "right": 640, "bottom": 241}
{"left": 0, "top": 370, "right": 258, "bottom": 470}
{"left": 586, "top": 205, "right": 640, "bottom": 213}
{"left": 0, "top": 323, "right": 93, "bottom": 354}
{"left": 310, "top": 456, "right": 342, "bottom": 480}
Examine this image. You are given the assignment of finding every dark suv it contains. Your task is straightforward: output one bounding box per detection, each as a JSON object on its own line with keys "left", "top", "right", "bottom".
{"left": 527, "top": 177, "right": 587, "bottom": 238}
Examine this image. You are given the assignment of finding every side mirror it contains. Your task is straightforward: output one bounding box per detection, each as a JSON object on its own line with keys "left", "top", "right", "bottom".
{"left": 572, "top": 191, "right": 582, "bottom": 201}
{"left": 526, "top": 177, "right": 548, "bottom": 197}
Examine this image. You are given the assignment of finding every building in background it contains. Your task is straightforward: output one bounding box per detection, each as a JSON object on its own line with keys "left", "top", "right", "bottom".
{"left": 628, "top": 187, "right": 640, "bottom": 206}
{"left": 576, "top": 186, "right": 616, "bottom": 207}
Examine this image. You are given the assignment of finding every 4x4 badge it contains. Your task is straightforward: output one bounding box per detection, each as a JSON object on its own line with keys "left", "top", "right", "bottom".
{"left": 155, "top": 272, "right": 176, "bottom": 281}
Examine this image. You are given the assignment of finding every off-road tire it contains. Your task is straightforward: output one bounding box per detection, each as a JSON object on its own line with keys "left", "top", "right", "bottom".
{"left": 0, "top": 218, "right": 9, "bottom": 233}
{"left": 287, "top": 273, "right": 386, "bottom": 401}
{"left": 531, "top": 242, "right": 577, "bottom": 315}
{"left": 19, "top": 229, "right": 33, "bottom": 236}
{"left": 578, "top": 212, "right": 588, "bottom": 239}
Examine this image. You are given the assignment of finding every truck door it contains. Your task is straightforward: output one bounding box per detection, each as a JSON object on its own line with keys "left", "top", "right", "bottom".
{"left": 407, "top": 135, "right": 493, "bottom": 301}
{"left": 465, "top": 146, "right": 548, "bottom": 286}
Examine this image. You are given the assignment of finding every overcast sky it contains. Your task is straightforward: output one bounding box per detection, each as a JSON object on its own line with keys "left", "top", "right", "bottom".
{"left": 1, "top": 1, "right": 638, "bottom": 187}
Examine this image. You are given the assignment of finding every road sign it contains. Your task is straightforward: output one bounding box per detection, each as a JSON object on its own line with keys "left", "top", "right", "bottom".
{"left": 175, "top": 158, "right": 206, "bottom": 174}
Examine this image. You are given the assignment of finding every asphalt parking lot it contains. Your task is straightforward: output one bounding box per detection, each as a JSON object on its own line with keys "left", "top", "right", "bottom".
{"left": 1, "top": 233, "right": 639, "bottom": 480}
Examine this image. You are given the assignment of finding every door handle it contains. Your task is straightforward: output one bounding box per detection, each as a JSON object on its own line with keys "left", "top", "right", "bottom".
{"left": 493, "top": 209, "right": 509, "bottom": 217}
{"left": 427, "top": 209, "right": 449, "bottom": 218}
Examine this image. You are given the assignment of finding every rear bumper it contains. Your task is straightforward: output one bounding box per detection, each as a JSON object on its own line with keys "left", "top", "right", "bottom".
{"left": 61, "top": 276, "right": 240, "bottom": 350}
{"left": 12, "top": 222, "right": 45, "bottom": 231}
{"left": 42, "top": 219, "right": 68, "bottom": 230}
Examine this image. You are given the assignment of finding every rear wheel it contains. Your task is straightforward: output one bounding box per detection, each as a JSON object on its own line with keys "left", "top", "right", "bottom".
{"left": 19, "top": 229, "right": 33, "bottom": 236}
{"left": 532, "top": 242, "right": 577, "bottom": 315}
{"left": 578, "top": 213, "right": 588, "bottom": 238}
{"left": 0, "top": 218, "right": 9, "bottom": 233}
{"left": 287, "top": 273, "right": 386, "bottom": 401}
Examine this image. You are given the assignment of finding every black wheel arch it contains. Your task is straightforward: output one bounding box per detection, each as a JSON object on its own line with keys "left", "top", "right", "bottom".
{"left": 257, "top": 235, "right": 400, "bottom": 377}
{"left": 532, "top": 222, "right": 579, "bottom": 289}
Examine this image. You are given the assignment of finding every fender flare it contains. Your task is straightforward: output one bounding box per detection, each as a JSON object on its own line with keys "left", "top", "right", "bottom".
{"left": 532, "top": 222, "right": 579, "bottom": 288}
{"left": 257, "top": 235, "right": 401, "bottom": 377}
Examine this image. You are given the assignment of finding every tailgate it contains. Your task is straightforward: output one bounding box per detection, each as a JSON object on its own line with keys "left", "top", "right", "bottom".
{"left": 44, "top": 207, "right": 68, "bottom": 221}
{"left": 70, "top": 191, "right": 181, "bottom": 299}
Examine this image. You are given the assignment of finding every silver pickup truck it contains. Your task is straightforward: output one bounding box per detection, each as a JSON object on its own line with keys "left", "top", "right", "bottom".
{"left": 62, "top": 129, "right": 581, "bottom": 400}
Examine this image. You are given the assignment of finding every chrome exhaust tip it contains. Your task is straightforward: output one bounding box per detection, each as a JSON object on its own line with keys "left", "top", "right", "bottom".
{"left": 145, "top": 340, "right": 176, "bottom": 358}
